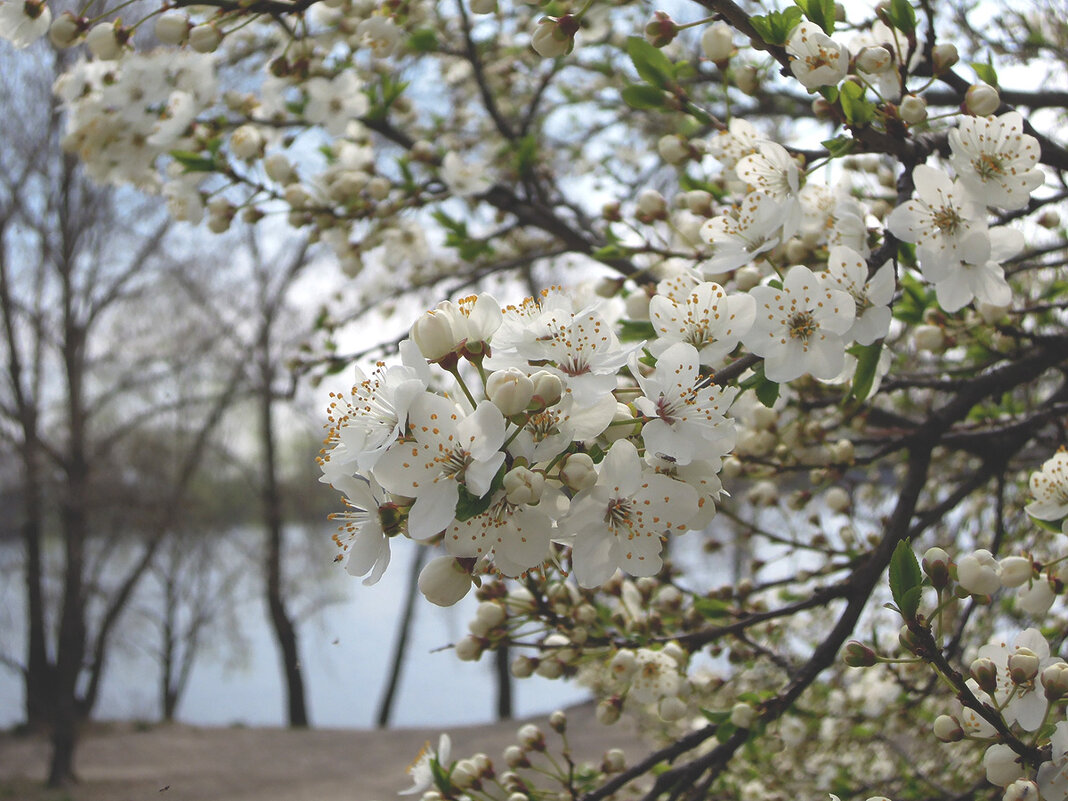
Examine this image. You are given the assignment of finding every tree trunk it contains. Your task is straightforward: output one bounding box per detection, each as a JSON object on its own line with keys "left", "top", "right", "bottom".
{"left": 260, "top": 358, "right": 309, "bottom": 728}
{"left": 375, "top": 545, "right": 427, "bottom": 728}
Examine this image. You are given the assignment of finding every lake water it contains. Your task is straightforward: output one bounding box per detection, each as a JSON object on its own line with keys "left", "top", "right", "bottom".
{"left": 0, "top": 534, "right": 589, "bottom": 730}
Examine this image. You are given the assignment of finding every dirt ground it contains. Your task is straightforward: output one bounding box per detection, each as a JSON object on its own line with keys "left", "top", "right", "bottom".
{"left": 0, "top": 703, "right": 644, "bottom": 801}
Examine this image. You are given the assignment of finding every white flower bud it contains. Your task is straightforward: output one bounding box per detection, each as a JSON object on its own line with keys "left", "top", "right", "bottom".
{"left": 531, "top": 15, "right": 576, "bottom": 58}
{"left": 603, "top": 748, "right": 626, "bottom": 772}
{"left": 510, "top": 655, "right": 534, "bottom": 678}
{"left": 734, "top": 64, "right": 760, "bottom": 95}
{"left": 913, "top": 324, "right": 944, "bottom": 353}
{"left": 517, "top": 723, "right": 544, "bottom": 749}
{"left": 658, "top": 134, "right": 690, "bottom": 165}
{"left": 830, "top": 439, "right": 854, "bottom": 463}
{"left": 746, "top": 480, "right": 778, "bottom": 507}
{"left": 455, "top": 635, "right": 483, "bottom": 661}
{"left": 529, "top": 370, "right": 563, "bottom": 407}
{"left": 730, "top": 702, "right": 757, "bottom": 729}
{"left": 411, "top": 307, "right": 458, "bottom": 361}
{"left": 603, "top": 403, "right": 639, "bottom": 443}
{"left": 685, "top": 190, "right": 714, "bottom": 216}
{"left": 700, "top": 22, "right": 733, "bottom": 62}
{"left": 503, "top": 466, "right": 545, "bottom": 506}
{"left": 86, "top": 22, "right": 121, "bottom": 60}
{"left": 418, "top": 556, "right": 473, "bottom": 606}
{"left": 596, "top": 698, "right": 621, "bottom": 725}
{"left": 230, "top": 125, "right": 264, "bottom": 160}
{"left": 283, "top": 183, "right": 313, "bottom": 208}
{"left": 188, "top": 22, "right": 221, "bottom": 53}
{"left": 957, "top": 549, "right": 1001, "bottom": 596}
{"left": 1003, "top": 779, "right": 1040, "bottom": 801}
{"left": 476, "top": 601, "right": 507, "bottom": 629}
{"left": 933, "top": 714, "right": 963, "bottom": 742}
{"left": 154, "top": 10, "right": 189, "bottom": 44}
{"left": 734, "top": 264, "right": 762, "bottom": 291}
{"left": 824, "top": 486, "right": 851, "bottom": 513}
{"left": 487, "top": 368, "right": 535, "bottom": 416}
{"left": 984, "top": 743, "right": 1025, "bottom": 787}
{"left": 637, "top": 188, "right": 667, "bottom": 219}
{"left": 535, "top": 658, "right": 563, "bottom": 678}
{"left": 931, "top": 42, "right": 959, "bottom": 74}
{"left": 48, "top": 12, "right": 82, "bottom": 48}
{"left": 899, "top": 94, "right": 927, "bottom": 124}
{"left": 856, "top": 45, "right": 892, "bottom": 73}
{"left": 451, "top": 758, "right": 480, "bottom": 789}
{"left": 721, "top": 455, "right": 742, "bottom": 479}
{"left": 999, "top": 556, "right": 1033, "bottom": 588}
{"left": 1043, "top": 662, "right": 1068, "bottom": 699}
{"left": 610, "top": 648, "right": 637, "bottom": 679}
{"left": 659, "top": 696, "right": 688, "bottom": 721}
{"left": 751, "top": 405, "right": 778, "bottom": 430}
{"left": 504, "top": 745, "right": 527, "bottom": 768}
{"left": 965, "top": 83, "right": 1000, "bottom": 116}
{"left": 1018, "top": 579, "right": 1056, "bottom": 616}
{"left": 560, "top": 452, "right": 597, "bottom": 492}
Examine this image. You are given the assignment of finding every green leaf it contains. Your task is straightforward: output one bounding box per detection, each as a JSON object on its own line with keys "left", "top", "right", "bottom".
{"left": 626, "top": 36, "right": 674, "bottom": 89}
{"left": 621, "top": 83, "right": 666, "bottom": 109}
{"left": 796, "top": 0, "right": 835, "bottom": 33}
{"left": 971, "top": 60, "right": 999, "bottom": 87}
{"left": 884, "top": 0, "right": 916, "bottom": 35}
{"left": 693, "top": 596, "right": 731, "bottom": 619}
{"left": 169, "top": 150, "right": 216, "bottom": 173}
{"left": 514, "top": 134, "right": 538, "bottom": 177}
{"left": 892, "top": 270, "right": 931, "bottom": 323}
{"left": 749, "top": 7, "right": 803, "bottom": 46}
{"left": 407, "top": 27, "right": 438, "bottom": 52}
{"left": 454, "top": 465, "right": 506, "bottom": 521}
{"left": 889, "top": 540, "right": 923, "bottom": 620}
{"left": 821, "top": 135, "right": 855, "bottom": 158}
{"left": 838, "top": 81, "right": 875, "bottom": 126}
{"left": 818, "top": 85, "right": 839, "bottom": 103}
{"left": 619, "top": 319, "right": 657, "bottom": 342}
{"left": 739, "top": 362, "right": 779, "bottom": 408}
{"left": 849, "top": 341, "right": 883, "bottom": 402}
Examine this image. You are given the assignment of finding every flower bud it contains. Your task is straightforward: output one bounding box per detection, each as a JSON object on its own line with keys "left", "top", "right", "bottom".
{"left": 531, "top": 15, "right": 577, "bottom": 58}
{"left": 970, "top": 656, "right": 999, "bottom": 695}
{"left": 535, "top": 658, "right": 563, "bottom": 678}
{"left": 913, "top": 324, "right": 944, "bottom": 353}
{"left": 188, "top": 22, "right": 221, "bottom": 53}
{"left": 602, "top": 748, "right": 626, "bottom": 773}
{"left": 856, "top": 45, "right": 893, "bottom": 73}
{"left": 1008, "top": 647, "right": 1040, "bottom": 684}
{"left": 999, "top": 556, "right": 1033, "bottom": 589}
{"left": 529, "top": 370, "right": 562, "bottom": 408}
{"left": 965, "top": 83, "right": 1000, "bottom": 116}
{"left": 1004, "top": 779, "right": 1040, "bottom": 801}
{"left": 504, "top": 466, "right": 545, "bottom": 505}
{"left": 658, "top": 134, "right": 690, "bottom": 165}
{"left": 560, "top": 452, "right": 598, "bottom": 492}
{"left": 154, "top": 10, "right": 189, "bottom": 44}
{"left": 636, "top": 189, "right": 667, "bottom": 220}
{"left": 824, "top": 486, "right": 851, "bottom": 513}
{"left": 49, "top": 12, "right": 83, "bottom": 48}
{"left": 230, "top": 125, "right": 264, "bottom": 160}
{"left": 487, "top": 368, "right": 535, "bottom": 416}
{"left": 734, "top": 64, "right": 760, "bottom": 95}
{"left": 517, "top": 723, "right": 545, "bottom": 750}
{"left": 922, "top": 547, "right": 951, "bottom": 589}
{"left": 86, "top": 22, "right": 122, "bottom": 60}
{"left": 609, "top": 648, "right": 638, "bottom": 679}
{"left": 451, "top": 758, "right": 480, "bottom": 789}
{"left": 1043, "top": 662, "right": 1068, "bottom": 700}
{"left": 931, "top": 43, "right": 959, "bottom": 74}
{"left": 596, "top": 697, "right": 622, "bottom": 725}
{"left": 644, "top": 11, "right": 678, "bottom": 48}
{"left": 700, "top": 22, "right": 734, "bottom": 63}
{"left": 511, "top": 655, "right": 534, "bottom": 678}
{"left": 1018, "top": 578, "right": 1056, "bottom": 616}
{"left": 455, "top": 635, "right": 483, "bottom": 661}
{"left": 418, "top": 556, "right": 473, "bottom": 606}
{"left": 957, "top": 549, "right": 1001, "bottom": 596}
{"left": 658, "top": 696, "right": 688, "bottom": 721}
{"left": 933, "top": 714, "right": 963, "bottom": 742}
{"left": 734, "top": 264, "right": 762, "bottom": 291}
{"left": 843, "top": 640, "right": 878, "bottom": 667}
{"left": 899, "top": 94, "right": 927, "bottom": 125}
{"left": 730, "top": 702, "right": 757, "bottom": 729}
{"left": 984, "top": 743, "right": 1025, "bottom": 787}
{"left": 898, "top": 624, "right": 921, "bottom": 654}
{"left": 476, "top": 601, "right": 507, "bottom": 629}
{"left": 504, "top": 745, "right": 528, "bottom": 768}
{"left": 604, "top": 403, "right": 640, "bottom": 443}
{"left": 411, "top": 306, "right": 459, "bottom": 361}
{"left": 549, "top": 709, "right": 567, "bottom": 732}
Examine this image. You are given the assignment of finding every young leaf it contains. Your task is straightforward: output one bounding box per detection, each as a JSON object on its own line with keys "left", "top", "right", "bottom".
{"left": 972, "top": 61, "right": 999, "bottom": 87}
{"left": 885, "top": 0, "right": 916, "bottom": 35}
{"left": 821, "top": 135, "right": 856, "bottom": 158}
{"left": 839, "top": 81, "right": 875, "bottom": 126}
{"left": 849, "top": 341, "right": 883, "bottom": 402}
{"left": 889, "top": 540, "right": 923, "bottom": 620}
{"left": 621, "top": 84, "right": 666, "bottom": 109}
{"left": 170, "top": 150, "right": 216, "bottom": 173}
{"left": 796, "top": 0, "right": 835, "bottom": 34}
{"left": 749, "top": 7, "right": 803, "bottom": 46}
{"left": 619, "top": 319, "right": 657, "bottom": 342}
{"left": 626, "top": 36, "right": 674, "bottom": 89}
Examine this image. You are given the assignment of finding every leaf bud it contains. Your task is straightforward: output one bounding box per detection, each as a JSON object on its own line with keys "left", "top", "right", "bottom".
{"left": 843, "top": 640, "right": 878, "bottom": 667}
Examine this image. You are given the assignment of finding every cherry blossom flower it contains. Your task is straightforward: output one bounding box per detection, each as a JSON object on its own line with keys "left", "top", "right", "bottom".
{"left": 1027, "top": 449, "right": 1068, "bottom": 524}
{"left": 949, "top": 112, "right": 1044, "bottom": 210}
{"left": 374, "top": 395, "right": 507, "bottom": 540}
{"left": 648, "top": 281, "right": 755, "bottom": 366}
{"left": 744, "top": 265, "right": 855, "bottom": 382}
{"left": 700, "top": 192, "right": 792, "bottom": 274}
{"left": 631, "top": 342, "right": 739, "bottom": 466}
{"left": 303, "top": 72, "right": 369, "bottom": 137}
{"left": 400, "top": 734, "right": 451, "bottom": 795}
{"left": 327, "top": 475, "right": 393, "bottom": 585}
{"left": 1038, "top": 721, "right": 1068, "bottom": 800}
{"left": 561, "top": 439, "right": 698, "bottom": 587}
{"left": 705, "top": 118, "right": 762, "bottom": 172}
{"left": 441, "top": 152, "right": 492, "bottom": 198}
{"left": 822, "top": 247, "right": 894, "bottom": 345}
{"left": 785, "top": 21, "right": 849, "bottom": 90}
{"left": 930, "top": 227, "right": 1019, "bottom": 312}
{"left": 887, "top": 165, "right": 986, "bottom": 284}
{"left": 627, "top": 648, "right": 682, "bottom": 704}
{"left": 977, "top": 627, "right": 1060, "bottom": 731}
{"left": 0, "top": 0, "right": 51, "bottom": 48}
{"left": 736, "top": 142, "right": 802, "bottom": 235}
